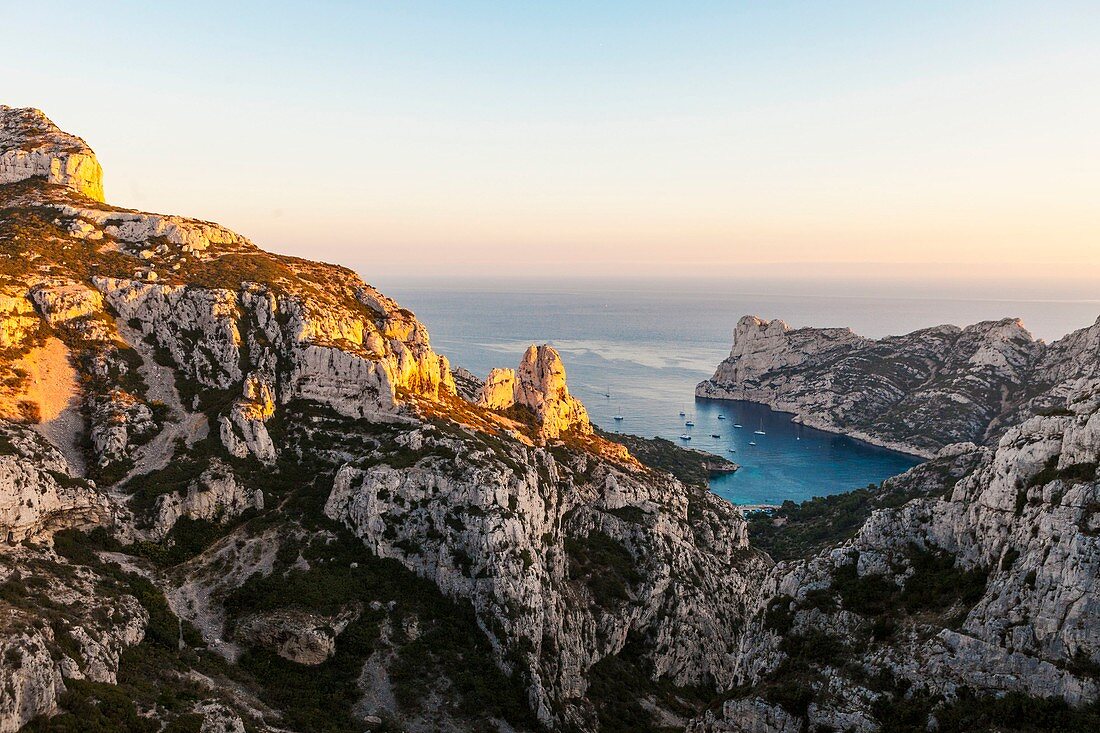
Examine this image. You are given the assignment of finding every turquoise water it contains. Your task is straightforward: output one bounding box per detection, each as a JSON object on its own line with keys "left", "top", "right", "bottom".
{"left": 376, "top": 278, "right": 1095, "bottom": 505}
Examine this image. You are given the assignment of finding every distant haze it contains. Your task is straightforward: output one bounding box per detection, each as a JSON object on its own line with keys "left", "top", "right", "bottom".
{"left": 3, "top": 2, "right": 1098, "bottom": 280}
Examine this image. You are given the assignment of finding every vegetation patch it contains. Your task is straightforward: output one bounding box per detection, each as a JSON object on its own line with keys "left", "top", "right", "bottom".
{"left": 565, "top": 530, "right": 642, "bottom": 606}
{"left": 225, "top": 525, "right": 537, "bottom": 731}
{"left": 597, "top": 428, "right": 734, "bottom": 488}
{"left": 583, "top": 637, "right": 714, "bottom": 733}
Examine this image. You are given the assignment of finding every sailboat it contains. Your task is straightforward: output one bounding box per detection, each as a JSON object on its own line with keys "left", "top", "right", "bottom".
{"left": 685, "top": 419, "right": 695, "bottom": 427}
{"left": 613, "top": 403, "right": 624, "bottom": 421}
{"left": 753, "top": 419, "right": 766, "bottom": 436}
{"left": 679, "top": 404, "right": 686, "bottom": 417}
{"left": 717, "top": 414, "right": 726, "bottom": 420}
{"left": 680, "top": 434, "right": 691, "bottom": 441}
{"left": 748, "top": 440, "right": 757, "bottom": 446}
{"left": 733, "top": 424, "right": 743, "bottom": 429}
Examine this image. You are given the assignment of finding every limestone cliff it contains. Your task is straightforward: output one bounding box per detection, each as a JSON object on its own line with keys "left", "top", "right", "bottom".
{"left": 0, "top": 106, "right": 103, "bottom": 202}
{"left": 696, "top": 314, "right": 1097, "bottom": 456}
{"left": 477, "top": 344, "right": 592, "bottom": 439}
{"left": 693, "top": 378, "right": 1100, "bottom": 731}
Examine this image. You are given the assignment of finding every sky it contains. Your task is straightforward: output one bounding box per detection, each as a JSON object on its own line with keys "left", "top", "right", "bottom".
{"left": 3, "top": 1, "right": 1098, "bottom": 280}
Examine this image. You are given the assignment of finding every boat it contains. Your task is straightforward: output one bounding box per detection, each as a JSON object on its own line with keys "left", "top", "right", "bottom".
{"left": 749, "top": 441, "right": 757, "bottom": 446}
{"left": 727, "top": 448, "right": 736, "bottom": 453}
{"left": 711, "top": 433, "right": 720, "bottom": 438}
{"left": 685, "top": 420, "right": 695, "bottom": 427}
{"left": 717, "top": 414, "right": 726, "bottom": 420}
{"left": 733, "top": 424, "right": 743, "bottom": 429}
{"left": 679, "top": 404, "right": 686, "bottom": 417}
{"left": 679, "top": 434, "right": 691, "bottom": 441}
{"left": 754, "top": 419, "right": 766, "bottom": 435}
{"left": 613, "top": 414, "right": 624, "bottom": 421}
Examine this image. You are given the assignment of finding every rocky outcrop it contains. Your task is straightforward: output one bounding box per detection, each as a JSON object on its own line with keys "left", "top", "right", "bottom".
{"left": 0, "top": 106, "right": 104, "bottom": 202}
{"left": 234, "top": 606, "right": 359, "bottom": 665}
{"left": 0, "top": 544, "right": 147, "bottom": 732}
{"left": 698, "top": 315, "right": 1064, "bottom": 456}
{"left": 478, "top": 367, "right": 517, "bottom": 410}
{"left": 152, "top": 458, "right": 263, "bottom": 539}
{"left": 0, "top": 423, "right": 111, "bottom": 542}
{"left": 478, "top": 345, "right": 592, "bottom": 439}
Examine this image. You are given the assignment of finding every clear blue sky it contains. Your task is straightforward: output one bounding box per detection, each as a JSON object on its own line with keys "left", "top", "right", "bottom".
{"left": 4, "top": 1, "right": 1098, "bottom": 279}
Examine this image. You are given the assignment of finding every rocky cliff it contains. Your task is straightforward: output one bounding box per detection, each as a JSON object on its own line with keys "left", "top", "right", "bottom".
{"left": 698, "top": 314, "right": 1099, "bottom": 456}
{"left": 693, "top": 378, "right": 1100, "bottom": 731}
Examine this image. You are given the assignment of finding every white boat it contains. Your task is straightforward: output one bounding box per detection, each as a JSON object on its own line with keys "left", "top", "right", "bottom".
{"left": 727, "top": 448, "right": 736, "bottom": 453}
{"left": 733, "top": 424, "right": 743, "bottom": 429}
{"left": 717, "top": 414, "right": 726, "bottom": 420}
{"left": 685, "top": 420, "right": 695, "bottom": 427}
{"left": 613, "top": 415, "right": 624, "bottom": 421}
{"left": 749, "top": 441, "right": 757, "bottom": 446}
{"left": 754, "top": 430, "right": 766, "bottom": 435}
{"left": 680, "top": 434, "right": 691, "bottom": 441}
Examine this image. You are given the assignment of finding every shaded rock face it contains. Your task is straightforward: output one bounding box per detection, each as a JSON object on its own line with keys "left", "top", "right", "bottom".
{"left": 234, "top": 607, "right": 358, "bottom": 665}
{"left": 698, "top": 380, "right": 1100, "bottom": 732}
{"left": 698, "top": 314, "right": 1069, "bottom": 456}
{"left": 0, "top": 543, "right": 148, "bottom": 732}
{"left": 0, "top": 424, "right": 111, "bottom": 543}
{"left": 478, "top": 345, "right": 592, "bottom": 439}
{"left": 324, "top": 422, "right": 767, "bottom": 727}
{"left": 152, "top": 458, "right": 263, "bottom": 539}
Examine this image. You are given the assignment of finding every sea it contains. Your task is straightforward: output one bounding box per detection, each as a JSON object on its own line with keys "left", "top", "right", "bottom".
{"left": 376, "top": 276, "right": 1099, "bottom": 507}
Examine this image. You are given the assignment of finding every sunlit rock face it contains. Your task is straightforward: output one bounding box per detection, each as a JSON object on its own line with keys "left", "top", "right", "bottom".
{"left": 516, "top": 344, "right": 592, "bottom": 438}
{"left": 478, "top": 345, "right": 592, "bottom": 439}
{"left": 0, "top": 106, "right": 103, "bottom": 201}
{"left": 478, "top": 367, "right": 517, "bottom": 409}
